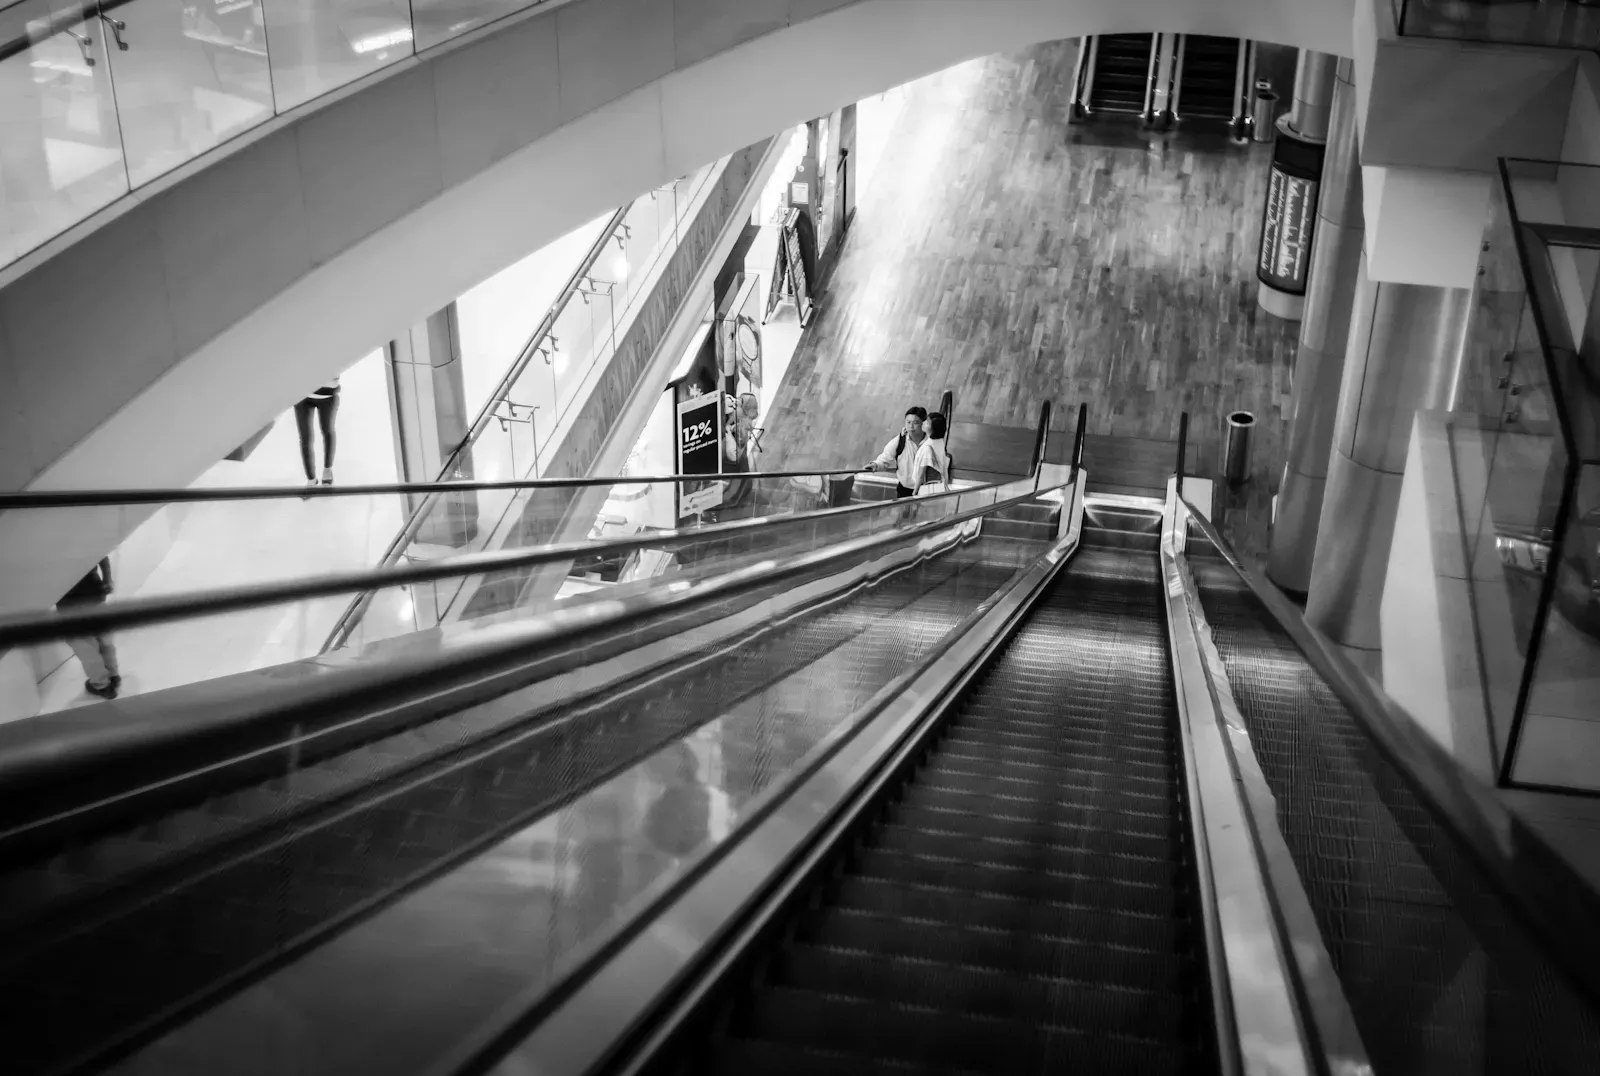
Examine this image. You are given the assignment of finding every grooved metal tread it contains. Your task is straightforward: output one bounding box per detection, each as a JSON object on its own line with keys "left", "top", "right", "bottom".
{"left": 695, "top": 548, "right": 1216, "bottom": 1075}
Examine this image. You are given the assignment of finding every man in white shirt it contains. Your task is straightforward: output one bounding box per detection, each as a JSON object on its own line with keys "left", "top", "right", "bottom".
{"left": 865, "top": 406, "right": 929, "bottom": 498}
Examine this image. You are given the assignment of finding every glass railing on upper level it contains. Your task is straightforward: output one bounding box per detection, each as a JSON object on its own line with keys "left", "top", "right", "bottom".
{"left": 1394, "top": 0, "right": 1600, "bottom": 50}
{"left": 0, "top": 0, "right": 573, "bottom": 271}
{"left": 1452, "top": 157, "right": 1600, "bottom": 793}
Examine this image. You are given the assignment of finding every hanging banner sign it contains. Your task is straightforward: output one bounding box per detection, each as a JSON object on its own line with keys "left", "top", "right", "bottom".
{"left": 676, "top": 393, "right": 724, "bottom": 516}
{"left": 1256, "top": 135, "right": 1325, "bottom": 296}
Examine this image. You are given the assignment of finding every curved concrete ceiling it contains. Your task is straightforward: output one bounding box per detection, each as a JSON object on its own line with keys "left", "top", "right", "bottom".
{"left": 0, "top": 0, "right": 1350, "bottom": 609}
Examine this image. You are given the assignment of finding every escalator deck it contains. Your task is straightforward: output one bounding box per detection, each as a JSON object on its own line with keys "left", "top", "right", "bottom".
{"left": 690, "top": 549, "right": 1216, "bottom": 1075}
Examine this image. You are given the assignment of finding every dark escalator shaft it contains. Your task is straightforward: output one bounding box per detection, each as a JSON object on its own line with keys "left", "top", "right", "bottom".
{"left": 1177, "top": 37, "right": 1240, "bottom": 123}
{"left": 1089, "top": 35, "right": 1154, "bottom": 116}
{"left": 690, "top": 549, "right": 1215, "bottom": 1075}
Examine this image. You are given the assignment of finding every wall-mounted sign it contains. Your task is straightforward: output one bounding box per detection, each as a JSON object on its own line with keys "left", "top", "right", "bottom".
{"left": 791, "top": 182, "right": 810, "bottom": 205}
{"left": 1256, "top": 135, "right": 1326, "bottom": 296}
{"left": 676, "top": 393, "right": 724, "bottom": 516}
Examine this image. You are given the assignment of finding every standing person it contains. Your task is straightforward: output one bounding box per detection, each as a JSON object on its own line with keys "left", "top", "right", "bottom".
{"left": 293, "top": 376, "right": 341, "bottom": 486}
{"left": 865, "top": 406, "right": 929, "bottom": 498}
{"left": 913, "top": 412, "right": 953, "bottom": 496}
{"left": 57, "top": 557, "right": 120, "bottom": 700}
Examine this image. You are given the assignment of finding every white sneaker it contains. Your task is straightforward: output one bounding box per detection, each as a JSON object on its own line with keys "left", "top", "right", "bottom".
{"left": 321, "top": 467, "right": 334, "bottom": 485}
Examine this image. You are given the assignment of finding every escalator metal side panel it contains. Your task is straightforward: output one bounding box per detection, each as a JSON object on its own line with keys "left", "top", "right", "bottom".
{"left": 470, "top": 475, "right": 1089, "bottom": 1076}
{"left": 1155, "top": 498, "right": 1332, "bottom": 1076}
{"left": 1166, "top": 509, "right": 1373, "bottom": 1076}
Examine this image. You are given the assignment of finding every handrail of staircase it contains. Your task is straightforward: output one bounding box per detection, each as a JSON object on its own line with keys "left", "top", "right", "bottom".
{"left": 0, "top": 429, "right": 1057, "bottom": 650}
{"left": 1175, "top": 410, "right": 1189, "bottom": 498}
{"left": 1176, "top": 494, "right": 1600, "bottom": 1007}
{"left": 0, "top": 469, "right": 867, "bottom": 510}
{"left": 1071, "top": 401, "right": 1087, "bottom": 471}
{"left": 1029, "top": 399, "right": 1053, "bottom": 478}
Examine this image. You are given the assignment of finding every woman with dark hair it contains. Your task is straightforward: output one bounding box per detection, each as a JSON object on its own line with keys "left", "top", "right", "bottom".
{"left": 913, "top": 411, "right": 952, "bottom": 496}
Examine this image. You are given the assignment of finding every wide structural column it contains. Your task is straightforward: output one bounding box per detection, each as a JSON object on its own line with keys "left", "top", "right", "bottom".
{"left": 1304, "top": 260, "right": 1472, "bottom": 673}
{"left": 1267, "top": 58, "right": 1363, "bottom": 596}
{"left": 1256, "top": 50, "right": 1338, "bottom": 321}
{"left": 387, "top": 303, "right": 479, "bottom": 549}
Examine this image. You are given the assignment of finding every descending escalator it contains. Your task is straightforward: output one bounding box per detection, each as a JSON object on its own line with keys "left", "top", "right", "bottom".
{"left": 670, "top": 519, "right": 1220, "bottom": 1075}
{"left": 0, "top": 530, "right": 1046, "bottom": 1076}
{"left": 1177, "top": 36, "right": 1240, "bottom": 125}
{"left": 1088, "top": 35, "right": 1154, "bottom": 116}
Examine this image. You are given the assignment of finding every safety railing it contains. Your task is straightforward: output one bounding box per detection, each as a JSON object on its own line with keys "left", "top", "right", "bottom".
{"left": 1395, "top": 0, "right": 1600, "bottom": 50}
{"left": 0, "top": 401, "right": 1048, "bottom": 710}
{"left": 0, "top": 0, "right": 577, "bottom": 272}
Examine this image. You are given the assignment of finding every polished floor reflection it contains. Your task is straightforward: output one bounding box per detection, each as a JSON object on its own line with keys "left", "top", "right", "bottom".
{"left": 758, "top": 44, "right": 1297, "bottom": 564}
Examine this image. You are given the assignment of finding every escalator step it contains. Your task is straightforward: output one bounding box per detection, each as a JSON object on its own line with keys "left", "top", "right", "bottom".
{"left": 877, "top": 810, "right": 1177, "bottom": 860}
{"left": 773, "top": 944, "right": 1197, "bottom": 1038}
{"left": 799, "top": 908, "right": 1191, "bottom": 991}
{"left": 939, "top": 720, "right": 1170, "bottom": 754}
{"left": 912, "top": 765, "right": 1175, "bottom": 812}
{"left": 849, "top": 846, "right": 1181, "bottom": 912}
{"left": 933, "top": 737, "right": 1172, "bottom": 775}
{"left": 827, "top": 875, "right": 1186, "bottom": 952}
{"left": 899, "top": 783, "right": 1175, "bottom": 833}
{"left": 737, "top": 987, "right": 1195, "bottom": 1075}
{"left": 707, "top": 1036, "right": 980, "bottom": 1076}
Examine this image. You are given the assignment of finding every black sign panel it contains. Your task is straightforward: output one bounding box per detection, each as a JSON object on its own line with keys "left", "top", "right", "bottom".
{"left": 676, "top": 393, "right": 724, "bottom": 515}
{"left": 1256, "top": 135, "right": 1325, "bottom": 296}
{"left": 783, "top": 209, "right": 815, "bottom": 327}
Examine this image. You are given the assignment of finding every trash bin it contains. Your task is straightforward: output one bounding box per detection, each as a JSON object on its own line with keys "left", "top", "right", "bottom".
{"left": 1224, "top": 411, "right": 1256, "bottom": 485}
{"left": 1251, "top": 82, "right": 1277, "bottom": 144}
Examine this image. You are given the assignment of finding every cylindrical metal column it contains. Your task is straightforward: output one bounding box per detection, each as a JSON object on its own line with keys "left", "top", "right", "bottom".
{"left": 1304, "top": 258, "right": 1474, "bottom": 673}
{"left": 1287, "top": 50, "right": 1338, "bottom": 141}
{"left": 1267, "top": 58, "right": 1363, "bottom": 595}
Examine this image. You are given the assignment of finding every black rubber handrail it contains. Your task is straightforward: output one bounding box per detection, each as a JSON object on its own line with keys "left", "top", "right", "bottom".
{"left": 0, "top": 436, "right": 1051, "bottom": 648}
{"left": 1071, "top": 401, "right": 1088, "bottom": 470}
{"left": 1178, "top": 495, "right": 1600, "bottom": 1007}
{"left": 0, "top": 469, "right": 866, "bottom": 510}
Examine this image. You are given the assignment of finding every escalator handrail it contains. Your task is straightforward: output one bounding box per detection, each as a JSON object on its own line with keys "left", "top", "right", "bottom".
{"left": 0, "top": 468, "right": 868, "bottom": 510}
{"left": 0, "top": 463, "right": 1053, "bottom": 648}
{"left": 1177, "top": 495, "right": 1600, "bottom": 1004}
{"left": 0, "top": 468, "right": 1075, "bottom": 811}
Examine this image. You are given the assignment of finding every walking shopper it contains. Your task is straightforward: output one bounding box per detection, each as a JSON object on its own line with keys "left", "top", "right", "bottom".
{"left": 294, "top": 376, "right": 341, "bottom": 486}
{"left": 866, "top": 406, "right": 929, "bottom": 498}
{"left": 57, "top": 557, "right": 121, "bottom": 700}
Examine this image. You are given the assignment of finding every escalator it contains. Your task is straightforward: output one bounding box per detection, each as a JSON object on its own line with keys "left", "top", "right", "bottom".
{"left": 679, "top": 530, "right": 1218, "bottom": 1074}
{"left": 1087, "top": 35, "right": 1154, "bottom": 117}
{"left": 1176, "top": 36, "right": 1240, "bottom": 126}
{"left": 0, "top": 495, "right": 1055, "bottom": 1076}
{"left": 5, "top": 430, "right": 1600, "bottom": 1076}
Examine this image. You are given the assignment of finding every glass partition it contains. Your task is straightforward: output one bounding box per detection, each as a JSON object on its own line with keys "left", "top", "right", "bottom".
{"left": 1397, "top": 0, "right": 1600, "bottom": 49}
{"left": 1458, "top": 159, "right": 1600, "bottom": 793}
{"left": 1, "top": 0, "right": 564, "bottom": 271}
{"left": 5, "top": 474, "right": 1052, "bottom": 718}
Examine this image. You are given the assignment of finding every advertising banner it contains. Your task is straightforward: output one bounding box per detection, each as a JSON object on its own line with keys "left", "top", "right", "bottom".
{"left": 1256, "top": 135, "right": 1326, "bottom": 296}
{"left": 676, "top": 393, "right": 724, "bottom": 517}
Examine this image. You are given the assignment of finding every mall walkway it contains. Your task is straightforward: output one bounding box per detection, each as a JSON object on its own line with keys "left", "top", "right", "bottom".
{"left": 759, "top": 42, "right": 1298, "bottom": 562}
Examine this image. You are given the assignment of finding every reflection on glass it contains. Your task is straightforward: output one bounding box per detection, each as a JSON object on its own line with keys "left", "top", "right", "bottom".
{"left": 0, "top": 0, "right": 130, "bottom": 265}
{"left": 260, "top": 0, "right": 414, "bottom": 112}
{"left": 1400, "top": 0, "right": 1600, "bottom": 50}
{"left": 409, "top": 0, "right": 546, "bottom": 52}
{"left": 105, "top": 0, "right": 274, "bottom": 185}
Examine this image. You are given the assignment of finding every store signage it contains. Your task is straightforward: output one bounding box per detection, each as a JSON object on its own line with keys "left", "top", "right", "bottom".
{"left": 676, "top": 393, "right": 724, "bottom": 516}
{"left": 1256, "top": 135, "right": 1325, "bottom": 296}
{"left": 783, "top": 210, "right": 815, "bottom": 327}
{"left": 791, "top": 182, "right": 810, "bottom": 204}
